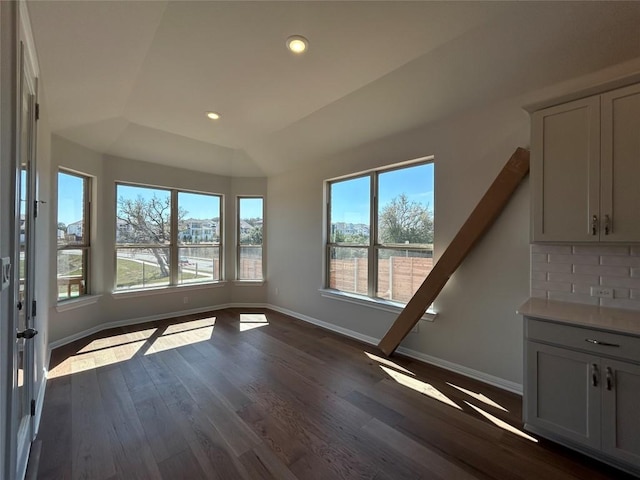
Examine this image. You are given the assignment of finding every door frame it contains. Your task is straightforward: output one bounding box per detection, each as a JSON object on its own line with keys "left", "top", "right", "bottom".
{"left": 14, "top": 35, "right": 39, "bottom": 480}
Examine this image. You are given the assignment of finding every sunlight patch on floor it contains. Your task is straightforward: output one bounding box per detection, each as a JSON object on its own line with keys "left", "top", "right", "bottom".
{"left": 239, "top": 313, "right": 269, "bottom": 331}
{"left": 365, "top": 351, "right": 415, "bottom": 376}
{"left": 145, "top": 318, "right": 216, "bottom": 354}
{"left": 76, "top": 328, "right": 157, "bottom": 355}
{"left": 164, "top": 317, "right": 216, "bottom": 335}
{"left": 49, "top": 338, "right": 149, "bottom": 378}
{"left": 447, "top": 382, "right": 508, "bottom": 412}
{"left": 464, "top": 401, "right": 537, "bottom": 442}
{"left": 380, "top": 365, "right": 461, "bottom": 410}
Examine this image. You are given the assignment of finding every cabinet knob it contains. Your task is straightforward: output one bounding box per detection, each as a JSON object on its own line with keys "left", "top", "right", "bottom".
{"left": 591, "top": 363, "right": 599, "bottom": 387}
{"left": 604, "top": 214, "right": 611, "bottom": 235}
{"left": 592, "top": 215, "right": 598, "bottom": 236}
{"left": 606, "top": 367, "right": 614, "bottom": 391}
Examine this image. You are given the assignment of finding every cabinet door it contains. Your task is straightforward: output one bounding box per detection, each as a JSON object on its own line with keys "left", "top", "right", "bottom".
{"left": 601, "top": 83, "right": 640, "bottom": 242}
{"left": 525, "top": 342, "right": 601, "bottom": 448}
{"left": 531, "top": 97, "right": 600, "bottom": 242}
{"left": 601, "top": 359, "right": 640, "bottom": 465}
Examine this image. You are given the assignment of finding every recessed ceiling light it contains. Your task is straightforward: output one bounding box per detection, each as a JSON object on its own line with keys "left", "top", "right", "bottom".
{"left": 286, "top": 35, "right": 308, "bottom": 54}
{"left": 206, "top": 111, "right": 221, "bottom": 120}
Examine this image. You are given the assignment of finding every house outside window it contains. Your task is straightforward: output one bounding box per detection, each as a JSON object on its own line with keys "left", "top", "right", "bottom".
{"left": 178, "top": 191, "right": 221, "bottom": 284}
{"left": 237, "top": 197, "right": 263, "bottom": 281}
{"left": 115, "top": 183, "right": 222, "bottom": 291}
{"left": 57, "top": 170, "right": 91, "bottom": 300}
{"left": 326, "top": 159, "right": 434, "bottom": 304}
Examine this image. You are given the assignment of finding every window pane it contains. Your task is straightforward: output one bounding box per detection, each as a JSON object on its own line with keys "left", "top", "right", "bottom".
{"left": 116, "top": 247, "right": 171, "bottom": 290}
{"left": 376, "top": 248, "right": 433, "bottom": 303}
{"left": 328, "top": 247, "right": 368, "bottom": 295}
{"left": 239, "top": 246, "right": 262, "bottom": 280}
{"left": 178, "top": 191, "right": 220, "bottom": 245}
{"left": 57, "top": 249, "right": 86, "bottom": 300}
{"left": 330, "top": 176, "right": 370, "bottom": 244}
{"left": 239, "top": 198, "right": 263, "bottom": 246}
{"left": 377, "top": 164, "right": 434, "bottom": 246}
{"left": 238, "top": 197, "right": 263, "bottom": 281}
{"left": 178, "top": 246, "right": 220, "bottom": 284}
{"left": 116, "top": 185, "right": 171, "bottom": 245}
{"left": 58, "top": 172, "right": 86, "bottom": 245}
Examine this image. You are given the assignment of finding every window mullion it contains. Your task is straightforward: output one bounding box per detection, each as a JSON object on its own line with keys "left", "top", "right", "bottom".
{"left": 368, "top": 172, "right": 377, "bottom": 298}
{"left": 170, "top": 189, "right": 178, "bottom": 286}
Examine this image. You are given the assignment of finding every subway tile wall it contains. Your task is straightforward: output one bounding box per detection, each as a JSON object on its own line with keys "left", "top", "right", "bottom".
{"left": 531, "top": 244, "right": 640, "bottom": 311}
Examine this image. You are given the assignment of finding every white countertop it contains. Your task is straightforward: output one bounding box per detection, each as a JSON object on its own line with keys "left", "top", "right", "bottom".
{"left": 518, "top": 298, "right": 640, "bottom": 336}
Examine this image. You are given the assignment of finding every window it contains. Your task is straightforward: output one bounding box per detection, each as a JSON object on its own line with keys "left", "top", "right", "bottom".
{"left": 237, "top": 197, "right": 263, "bottom": 281}
{"left": 326, "top": 160, "right": 434, "bottom": 304}
{"left": 178, "top": 191, "right": 221, "bottom": 284}
{"left": 57, "top": 170, "right": 90, "bottom": 300}
{"left": 115, "top": 183, "right": 222, "bottom": 291}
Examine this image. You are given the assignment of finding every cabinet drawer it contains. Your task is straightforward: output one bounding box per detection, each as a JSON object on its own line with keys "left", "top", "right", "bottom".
{"left": 526, "top": 318, "right": 640, "bottom": 364}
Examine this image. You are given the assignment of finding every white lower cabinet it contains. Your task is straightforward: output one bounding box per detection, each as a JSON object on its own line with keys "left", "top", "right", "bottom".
{"left": 524, "top": 317, "right": 640, "bottom": 476}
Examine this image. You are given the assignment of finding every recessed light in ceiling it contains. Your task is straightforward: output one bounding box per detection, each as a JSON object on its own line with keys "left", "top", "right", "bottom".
{"left": 206, "top": 111, "right": 221, "bottom": 120}
{"left": 286, "top": 35, "right": 308, "bottom": 54}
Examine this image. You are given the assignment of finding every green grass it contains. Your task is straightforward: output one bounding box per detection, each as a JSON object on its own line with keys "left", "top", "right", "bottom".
{"left": 116, "top": 258, "right": 204, "bottom": 289}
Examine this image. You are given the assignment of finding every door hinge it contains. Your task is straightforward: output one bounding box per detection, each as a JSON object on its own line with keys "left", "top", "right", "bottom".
{"left": 30, "top": 399, "right": 36, "bottom": 416}
{"left": 35, "top": 103, "right": 40, "bottom": 121}
{"left": 32, "top": 299, "right": 36, "bottom": 317}
{"left": 33, "top": 199, "right": 38, "bottom": 218}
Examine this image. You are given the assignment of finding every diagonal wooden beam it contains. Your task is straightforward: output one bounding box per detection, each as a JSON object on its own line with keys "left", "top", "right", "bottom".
{"left": 378, "top": 147, "right": 530, "bottom": 356}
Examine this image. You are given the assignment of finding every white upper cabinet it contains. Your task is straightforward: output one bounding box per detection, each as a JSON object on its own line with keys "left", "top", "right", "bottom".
{"left": 601, "top": 83, "right": 640, "bottom": 242}
{"left": 531, "top": 83, "right": 640, "bottom": 242}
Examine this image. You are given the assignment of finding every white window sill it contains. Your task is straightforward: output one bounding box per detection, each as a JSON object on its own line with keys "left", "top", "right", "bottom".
{"left": 56, "top": 294, "right": 102, "bottom": 312}
{"left": 112, "top": 281, "right": 227, "bottom": 299}
{"left": 319, "top": 288, "right": 437, "bottom": 322}
{"left": 233, "top": 280, "right": 265, "bottom": 287}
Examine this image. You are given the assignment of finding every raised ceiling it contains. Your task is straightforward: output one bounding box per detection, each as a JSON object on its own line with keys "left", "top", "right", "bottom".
{"left": 27, "top": 1, "right": 640, "bottom": 177}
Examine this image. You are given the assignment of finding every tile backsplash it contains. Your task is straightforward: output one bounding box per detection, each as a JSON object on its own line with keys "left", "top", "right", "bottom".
{"left": 531, "top": 244, "right": 640, "bottom": 311}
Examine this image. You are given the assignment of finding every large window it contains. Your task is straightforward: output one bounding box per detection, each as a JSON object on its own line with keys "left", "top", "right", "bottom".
{"left": 237, "top": 197, "right": 263, "bottom": 281}
{"left": 57, "top": 170, "right": 90, "bottom": 301}
{"left": 326, "top": 160, "right": 434, "bottom": 304}
{"left": 115, "top": 184, "right": 221, "bottom": 291}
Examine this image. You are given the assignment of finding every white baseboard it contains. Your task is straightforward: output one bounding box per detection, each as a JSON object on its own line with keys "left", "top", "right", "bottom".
{"left": 48, "top": 304, "right": 234, "bottom": 350}
{"left": 266, "top": 304, "right": 523, "bottom": 395}
{"left": 47, "top": 302, "right": 523, "bottom": 396}
{"left": 266, "top": 304, "right": 381, "bottom": 346}
{"left": 33, "top": 353, "right": 49, "bottom": 436}
{"left": 395, "top": 345, "right": 522, "bottom": 394}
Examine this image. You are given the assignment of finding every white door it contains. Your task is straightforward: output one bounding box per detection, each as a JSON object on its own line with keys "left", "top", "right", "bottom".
{"left": 13, "top": 41, "right": 38, "bottom": 480}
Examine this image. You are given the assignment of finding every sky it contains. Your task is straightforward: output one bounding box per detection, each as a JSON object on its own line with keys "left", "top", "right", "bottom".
{"left": 57, "top": 174, "right": 263, "bottom": 225}
{"left": 58, "top": 163, "right": 431, "bottom": 226}
{"left": 330, "top": 162, "right": 434, "bottom": 225}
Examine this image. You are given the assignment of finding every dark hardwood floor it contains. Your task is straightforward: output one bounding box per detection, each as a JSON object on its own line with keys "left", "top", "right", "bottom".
{"left": 34, "top": 308, "right": 633, "bottom": 479}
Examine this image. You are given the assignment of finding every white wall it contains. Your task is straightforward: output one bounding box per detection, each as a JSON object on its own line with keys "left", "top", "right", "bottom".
{"left": 267, "top": 97, "right": 531, "bottom": 388}
{"left": 48, "top": 137, "right": 268, "bottom": 344}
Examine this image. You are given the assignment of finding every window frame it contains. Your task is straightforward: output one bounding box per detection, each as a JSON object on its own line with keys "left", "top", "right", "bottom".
{"left": 325, "top": 157, "right": 434, "bottom": 305}
{"left": 114, "top": 182, "right": 223, "bottom": 292}
{"left": 56, "top": 168, "right": 91, "bottom": 302}
{"left": 236, "top": 196, "right": 264, "bottom": 282}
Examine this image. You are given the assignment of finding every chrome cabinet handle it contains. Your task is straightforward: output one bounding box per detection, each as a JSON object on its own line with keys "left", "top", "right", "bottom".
{"left": 606, "top": 367, "right": 613, "bottom": 391}
{"left": 591, "top": 363, "right": 599, "bottom": 387}
{"left": 592, "top": 215, "right": 598, "bottom": 235}
{"left": 604, "top": 214, "right": 611, "bottom": 235}
{"left": 585, "top": 338, "right": 620, "bottom": 347}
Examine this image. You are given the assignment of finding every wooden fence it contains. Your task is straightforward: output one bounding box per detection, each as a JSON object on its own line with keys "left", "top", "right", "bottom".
{"left": 329, "top": 256, "right": 434, "bottom": 303}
